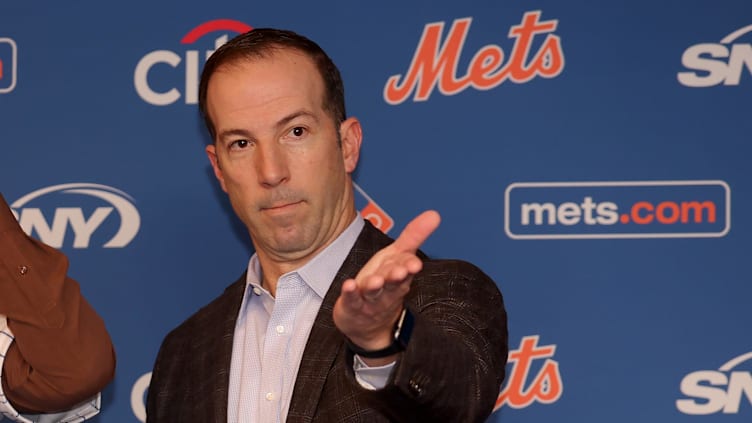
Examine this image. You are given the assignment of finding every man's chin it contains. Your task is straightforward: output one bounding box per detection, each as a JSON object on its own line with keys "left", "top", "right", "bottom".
{"left": 269, "top": 229, "right": 314, "bottom": 255}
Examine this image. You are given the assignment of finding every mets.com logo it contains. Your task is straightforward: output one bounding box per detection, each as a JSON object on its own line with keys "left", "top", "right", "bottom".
{"left": 135, "top": 19, "right": 252, "bottom": 106}
{"left": 10, "top": 183, "right": 140, "bottom": 248}
{"left": 504, "top": 180, "right": 730, "bottom": 239}
{"left": 0, "top": 36, "right": 18, "bottom": 94}
{"left": 677, "top": 351, "right": 752, "bottom": 415}
{"left": 678, "top": 23, "right": 752, "bottom": 87}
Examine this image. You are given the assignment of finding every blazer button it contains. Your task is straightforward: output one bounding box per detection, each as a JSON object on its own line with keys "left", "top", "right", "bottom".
{"left": 408, "top": 379, "right": 423, "bottom": 397}
{"left": 18, "top": 265, "right": 29, "bottom": 275}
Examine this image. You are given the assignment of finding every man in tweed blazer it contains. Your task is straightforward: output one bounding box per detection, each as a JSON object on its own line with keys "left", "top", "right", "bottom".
{"left": 146, "top": 28, "right": 508, "bottom": 422}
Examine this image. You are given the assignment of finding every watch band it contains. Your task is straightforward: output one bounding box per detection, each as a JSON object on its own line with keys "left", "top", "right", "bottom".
{"left": 346, "top": 307, "right": 414, "bottom": 359}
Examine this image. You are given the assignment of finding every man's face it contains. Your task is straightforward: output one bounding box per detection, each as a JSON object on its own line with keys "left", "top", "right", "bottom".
{"left": 205, "top": 49, "right": 361, "bottom": 266}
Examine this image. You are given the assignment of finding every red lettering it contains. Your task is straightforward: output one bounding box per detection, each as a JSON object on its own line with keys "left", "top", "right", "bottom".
{"left": 384, "top": 11, "right": 565, "bottom": 105}
{"left": 631, "top": 202, "right": 654, "bottom": 224}
{"left": 383, "top": 19, "right": 471, "bottom": 105}
{"left": 507, "top": 11, "right": 562, "bottom": 82}
{"left": 469, "top": 46, "right": 505, "bottom": 89}
{"left": 682, "top": 201, "right": 716, "bottom": 223}
{"left": 495, "top": 335, "right": 563, "bottom": 410}
{"left": 656, "top": 202, "right": 680, "bottom": 224}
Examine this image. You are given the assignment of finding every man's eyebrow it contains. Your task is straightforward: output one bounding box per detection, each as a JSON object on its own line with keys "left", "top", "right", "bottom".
{"left": 217, "top": 128, "right": 251, "bottom": 141}
{"left": 276, "top": 110, "right": 319, "bottom": 129}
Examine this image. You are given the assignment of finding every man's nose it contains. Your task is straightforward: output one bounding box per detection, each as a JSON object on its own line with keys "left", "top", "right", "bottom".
{"left": 255, "top": 143, "right": 290, "bottom": 187}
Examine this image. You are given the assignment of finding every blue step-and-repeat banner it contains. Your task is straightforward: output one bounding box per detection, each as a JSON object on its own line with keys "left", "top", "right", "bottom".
{"left": 1, "top": 1, "right": 751, "bottom": 421}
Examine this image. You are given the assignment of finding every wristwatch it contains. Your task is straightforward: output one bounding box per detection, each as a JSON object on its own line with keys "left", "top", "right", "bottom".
{"left": 346, "top": 307, "right": 414, "bottom": 359}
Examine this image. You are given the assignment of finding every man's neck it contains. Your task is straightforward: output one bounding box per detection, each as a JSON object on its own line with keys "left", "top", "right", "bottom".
{"left": 255, "top": 211, "right": 359, "bottom": 297}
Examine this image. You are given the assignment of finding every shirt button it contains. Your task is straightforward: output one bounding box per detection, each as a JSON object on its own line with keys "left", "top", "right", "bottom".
{"left": 252, "top": 287, "right": 262, "bottom": 296}
{"left": 265, "top": 392, "right": 275, "bottom": 401}
{"left": 276, "top": 325, "right": 285, "bottom": 334}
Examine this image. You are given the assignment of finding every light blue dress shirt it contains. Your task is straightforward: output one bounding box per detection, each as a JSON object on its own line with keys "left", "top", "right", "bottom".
{"left": 227, "top": 215, "right": 394, "bottom": 422}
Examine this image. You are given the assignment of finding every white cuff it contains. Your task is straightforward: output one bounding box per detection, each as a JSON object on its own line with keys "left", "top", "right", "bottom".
{"left": 352, "top": 354, "right": 396, "bottom": 390}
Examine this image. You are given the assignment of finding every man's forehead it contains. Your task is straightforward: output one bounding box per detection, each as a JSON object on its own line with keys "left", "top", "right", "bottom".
{"left": 216, "top": 47, "right": 314, "bottom": 74}
{"left": 208, "top": 58, "right": 327, "bottom": 124}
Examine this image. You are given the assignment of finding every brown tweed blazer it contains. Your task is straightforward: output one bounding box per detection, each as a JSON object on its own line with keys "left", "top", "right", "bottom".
{"left": 146, "top": 221, "right": 508, "bottom": 422}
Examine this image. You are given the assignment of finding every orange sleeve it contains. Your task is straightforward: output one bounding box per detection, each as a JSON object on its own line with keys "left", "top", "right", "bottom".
{"left": 0, "top": 193, "right": 116, "bottom": 413}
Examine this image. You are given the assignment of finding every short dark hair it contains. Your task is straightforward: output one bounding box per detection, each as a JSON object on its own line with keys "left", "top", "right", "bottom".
{"left": 198, "top": 28, "right": 347, "bottom": 141}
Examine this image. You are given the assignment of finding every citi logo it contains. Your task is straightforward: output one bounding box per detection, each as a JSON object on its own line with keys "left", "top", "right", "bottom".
{"left": 384, "top": 11, "right": 564, "bottom": 105}
{"left": 134, "top": 19, "right": 252, "bottom": 106}
{"left": 676, "top": 351, "right": 752, "bottom": 415}
{"left": 0, "top": 37, "right": 18, "bottom": 94}
{"left": 494, "top": 335, "right": 562, "bottom": 411}
{"left": 678, "top": 24, "right": 752, "bottom": 87}
{"left": 10, "top": 183, "right": 140, "bottom": 249}
{"left": 505, "top": 180, "right": 730, "bottom": 240}
{"left": 354, "top": 182, "right": 394, "bottom": 233}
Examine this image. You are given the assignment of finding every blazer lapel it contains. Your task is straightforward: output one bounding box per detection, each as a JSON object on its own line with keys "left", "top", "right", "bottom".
{"left": 205, "top": 275, "right": 247, "bottom": 421}
{"left": 287, "top": 222, "right": 393, "bottom": 422}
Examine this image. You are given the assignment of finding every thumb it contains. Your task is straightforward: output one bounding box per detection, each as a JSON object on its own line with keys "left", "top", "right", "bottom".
{"left": 391, "top": 210, "right": 441, "bottom": 253}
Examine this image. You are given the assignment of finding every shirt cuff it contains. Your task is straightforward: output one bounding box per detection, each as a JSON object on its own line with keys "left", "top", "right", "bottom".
{"left": 352, "top": 354, "right": 396, "bottom": 390}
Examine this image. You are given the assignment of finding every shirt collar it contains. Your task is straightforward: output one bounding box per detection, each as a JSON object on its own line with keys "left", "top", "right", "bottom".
{"left": 245, "top": 214, "right": 365, "bottom": 299}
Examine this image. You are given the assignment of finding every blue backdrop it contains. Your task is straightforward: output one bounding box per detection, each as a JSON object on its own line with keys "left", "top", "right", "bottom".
{"left": 1, "top": 1, "right": 751, "bottom": 421}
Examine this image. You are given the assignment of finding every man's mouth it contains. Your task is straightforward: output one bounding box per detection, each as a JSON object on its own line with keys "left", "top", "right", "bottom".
{"left": 262, "top": 200, "right": 303, "bottom": 212}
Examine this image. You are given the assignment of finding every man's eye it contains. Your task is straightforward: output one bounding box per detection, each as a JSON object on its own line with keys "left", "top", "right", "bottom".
{"left": 230, "top": 139, "right": 250, "bottom": 149}
{"left": 290, "top": 127, "right": 305, "bottom": 137}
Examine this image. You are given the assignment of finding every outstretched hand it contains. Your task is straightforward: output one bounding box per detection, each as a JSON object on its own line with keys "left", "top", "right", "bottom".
{"left": 333, "top": 210, "right": 441, "bottom": 361}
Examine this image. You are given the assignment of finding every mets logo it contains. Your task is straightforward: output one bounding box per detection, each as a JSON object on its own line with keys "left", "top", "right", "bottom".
{"left": 494, "top": 335, "right": 563, "bottom": 411}
{"left": 384, "top": 11, "right": 564, "bottom": 105}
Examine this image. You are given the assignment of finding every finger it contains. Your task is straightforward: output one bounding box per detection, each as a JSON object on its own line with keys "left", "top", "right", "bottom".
{"left": 395, "top": 255, "right": 424, "bottom": 279}
{"left": 340, "top": 279, "right": 364, "bottom": 309}
{"left": 362, "top": 286, "right": 384, "bottom": 303}
{"left": 383, "top": 278, "right": 412, "bottom": 298}
{"left": 391, "top": 210, "right": 441, "bottom": 254}
{"left": 358, "top": 274, "right": 385, "bottom": 297}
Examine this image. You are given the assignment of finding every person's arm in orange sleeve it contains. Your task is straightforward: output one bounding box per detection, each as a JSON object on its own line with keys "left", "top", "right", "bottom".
{"left": 0, "top": 193, "right": 115, "bottom": 416}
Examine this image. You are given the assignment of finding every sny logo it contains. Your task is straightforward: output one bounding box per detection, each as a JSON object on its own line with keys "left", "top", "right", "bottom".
{"left": 678, "top": 24, "right": 752, "bottom": 87}
{"left": 676, "top": 351, "right": 752, "bottom": 415}
{"left": 384, "top": 11, "right": 564, "bottom": 105}
{"left": 11, "top": 183, "right": 141, "bottom": 249}
{"left": 0, "top": 37, "right": 18, "bottom": 94}
{"left": 494, "top": 335, "right": 563, "bottom": 411}
{"left": 135, "top": 19, "right": 252, "bottom": 105}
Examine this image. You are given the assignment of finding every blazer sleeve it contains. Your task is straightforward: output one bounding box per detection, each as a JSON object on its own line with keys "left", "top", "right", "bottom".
{"left": 0, "top": 193, "right": 115, "bottom": 416}
{"left": 357, "top": 259, "right": 508, "bottom": 423}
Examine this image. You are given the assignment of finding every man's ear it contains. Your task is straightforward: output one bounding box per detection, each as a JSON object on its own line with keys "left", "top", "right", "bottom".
{"left": 205, "top": 144, "right": 228, "bottom": 192}
{"left": 339, "top": 117, "right": 362, "bottom": 173}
